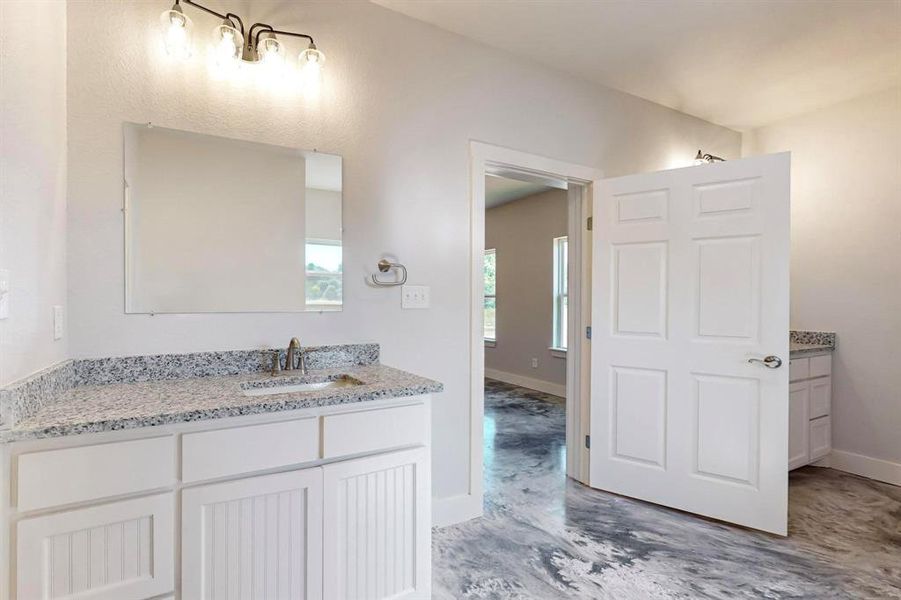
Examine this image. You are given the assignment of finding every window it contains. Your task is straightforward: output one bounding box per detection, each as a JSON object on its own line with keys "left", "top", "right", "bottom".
{"left": 484, "top": 249, "right": 497, "bottom": 343}
{"left": 305, "top": 241, "right": 342, "bottom": 308}
{"left": 552, "top": 236, "right": 568, "bottom": 350}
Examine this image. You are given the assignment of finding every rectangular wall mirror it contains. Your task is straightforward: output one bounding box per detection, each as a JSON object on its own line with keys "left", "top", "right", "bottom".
{"left": 123, "top": 123, "right": 342, "bottom": 313}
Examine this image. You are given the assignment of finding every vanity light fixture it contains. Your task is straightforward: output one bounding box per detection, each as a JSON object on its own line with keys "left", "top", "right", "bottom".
{"left": 695, "top": 149, "right": 726, "bottom": 165}
{"left": 159, "top": 0, "right": 324, "bottom": 78}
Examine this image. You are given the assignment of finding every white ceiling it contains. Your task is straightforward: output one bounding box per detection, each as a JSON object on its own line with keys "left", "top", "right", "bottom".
{"left": 485, "top": 174, "right": 553, "bottom": 209}
{"left": 373, "top": 0, "right": 901, "bottom": 130}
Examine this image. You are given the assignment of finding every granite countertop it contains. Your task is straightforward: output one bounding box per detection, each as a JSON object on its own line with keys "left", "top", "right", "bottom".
{"left": 3, "top": 363, "right": 442, "bottom": 442}
{"left": 788, "top": 331, "right": 836, "bottom": 358}
{"left": 0, "top": 344, "right": 443, "bottom": 443}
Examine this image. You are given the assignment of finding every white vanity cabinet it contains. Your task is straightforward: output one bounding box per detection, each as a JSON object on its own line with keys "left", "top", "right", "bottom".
{"left": 323, "top": 447, "right": 431, "bottom": 600}
{"left": 182, "top": 468, "right": 324, "bottom": 600}
{"left": 788, "top": 354, "right": 832, "bottom": 469}
{"left": 5, "top": 396, "right": 433, "bottom": 600}
{"left": 16, "top": 494, "right": 175, "bottom": 600}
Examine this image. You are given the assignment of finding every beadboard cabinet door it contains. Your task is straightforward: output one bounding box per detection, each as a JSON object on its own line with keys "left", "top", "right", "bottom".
{"left": 17, "top": 494, "right": 175, "bottom": 600}
{"left": 182, "top": 468, "right": 324, "bottom": 600}
{"left": 323, "top": 446, "right": 431, "bottom": 600}
{"left": 788, "top": 382, "right": 811, "bottom": 470}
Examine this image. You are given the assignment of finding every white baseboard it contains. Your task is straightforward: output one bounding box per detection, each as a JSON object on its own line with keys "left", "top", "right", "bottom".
{"left": 432, "top": 493, "right": 482, "bottom": 528}
{"left": 826, "top": 450, "right": 901, "bottom": 487}
{"left": 484, "top": 368, "right": 565, "bottom": 398}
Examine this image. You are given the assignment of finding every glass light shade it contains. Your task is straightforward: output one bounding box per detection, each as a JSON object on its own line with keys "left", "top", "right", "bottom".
{"left": 212, "top": 23, "right": 243, "bottom": 65}
{"left": 299, "top": 46, "right": 325, "bottom": 89}
{"left": 258, "top": 37, "right": 285, "bottom": 67}
{"left": 299, "top": 46, "right": 325, "bottom": 69}
{"left": 159, "top": 8, "right": 193, "bottom": 59}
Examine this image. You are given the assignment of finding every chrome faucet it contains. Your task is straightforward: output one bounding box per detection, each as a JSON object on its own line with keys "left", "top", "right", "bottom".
{"left": 285, "top": 337, "right": 308, "bottom": 375}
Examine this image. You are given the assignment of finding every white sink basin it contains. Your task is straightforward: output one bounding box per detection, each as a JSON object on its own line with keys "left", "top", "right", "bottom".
{"left": 242, "top": 376, "right": 362, "bottom": 397}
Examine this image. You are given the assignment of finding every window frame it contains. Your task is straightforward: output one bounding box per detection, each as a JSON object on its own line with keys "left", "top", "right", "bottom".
{"left": 552, "top": 236, "right": 568, "bottom": 353}
{"left": 484, "top": 248, "right": 497, "bottom": 346}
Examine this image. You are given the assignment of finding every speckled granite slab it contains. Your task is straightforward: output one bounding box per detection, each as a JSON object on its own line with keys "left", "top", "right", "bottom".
{"left": 0, "top": 343, "right": 379, "bottom": 430}
{"left": 0, "top": 361, "right": 77, "bottom": 426}
{"left": 790, "top": 330, "right": 836, "bottom": 357}
{"left": 74, "top": 343, "right": 379, "bottom": 385}
{"left": 2, "top": 363, "right": 442, "bottom": 442}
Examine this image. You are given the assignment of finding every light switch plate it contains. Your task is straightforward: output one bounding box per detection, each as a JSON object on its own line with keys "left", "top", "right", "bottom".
{"left": 401, "top": 285, "right": 430, "bottom": 309}
{"left": 0, "top": 269, "right": 9, "bottom": 320}
{"left": 53, "top": 305, "right": 64, "bottom": 340}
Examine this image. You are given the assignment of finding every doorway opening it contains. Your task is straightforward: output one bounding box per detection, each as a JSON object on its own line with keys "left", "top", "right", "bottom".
{"left": 481, "top": 169, "right": 573, "bottom": 511}
{"left": 466, "top": 142, "right": 602, "bottom": 522}
{"left": 483, "top": 172, "right": 568, "bottom": 396}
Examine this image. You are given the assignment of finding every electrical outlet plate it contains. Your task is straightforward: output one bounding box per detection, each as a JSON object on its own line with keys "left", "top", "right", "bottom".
{"left": 401, "top": 285, "right": 430, "bottom": 309}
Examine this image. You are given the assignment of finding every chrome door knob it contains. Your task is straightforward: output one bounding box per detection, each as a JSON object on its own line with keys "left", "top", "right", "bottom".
{"left": 748, "top": 355, "right": 783, "bottom": 368}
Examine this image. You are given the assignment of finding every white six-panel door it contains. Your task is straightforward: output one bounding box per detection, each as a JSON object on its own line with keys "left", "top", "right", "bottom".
{"left": 590, "top": 153, "right": 790, "bottom": 535}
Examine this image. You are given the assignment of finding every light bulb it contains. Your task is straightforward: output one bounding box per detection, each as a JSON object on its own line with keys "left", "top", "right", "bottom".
{"left": 258, "top": 36, "right": 285, "bottom": 68}
{"left": 159, "top": 6, "right": 193, "bottom": 59}
{"left": 212, "top": 22, "right": 242, "bottom": 66}
{"left": 298, "top": 45, "right": 325, "bottom": 89}
{"left": 299, "top": 45, "right": 325, "bottom": 70}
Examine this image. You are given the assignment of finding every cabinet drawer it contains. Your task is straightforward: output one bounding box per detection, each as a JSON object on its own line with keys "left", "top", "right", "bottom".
{"left": 809, "top": 376, "right": 832, "bottom": 419}
{"left": 182, "top": 418, "right": 319, "bottom": 483}
{"left": 17, "top": 436, "right": 175, "bottom": 512}
{"left": 810, "top": 416, "right": 831, "bottom": 461}
{"left": 17, "top": 493, "right": 175, "bottom": 600}
{"left": 322, "top": 402, "right": 429, "bottom": 458}
{"left": 789, "top": 358, "right": 809, "bottom": 382}
{"left": 809, "top": 354, "right": 832, "bottom": 378}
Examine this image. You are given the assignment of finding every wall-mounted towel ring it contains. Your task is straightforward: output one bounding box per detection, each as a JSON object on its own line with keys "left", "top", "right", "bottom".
{"left": 371, "top": 259, "right": 407, "bottom": 287}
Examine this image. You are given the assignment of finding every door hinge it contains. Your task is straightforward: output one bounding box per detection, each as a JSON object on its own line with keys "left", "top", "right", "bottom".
{"left": 585, "top": 435, "right": 591, "bottom": 449}
{"left": 585, "top": 326, "right": 592, "bottom": 340}
{"left": 586, "top": 216, "right": 593, "bottom": 231}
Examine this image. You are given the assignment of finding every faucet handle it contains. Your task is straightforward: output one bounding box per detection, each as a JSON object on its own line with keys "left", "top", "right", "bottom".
{"left": 271, "top": 351, "right": 282, "bottom": 376}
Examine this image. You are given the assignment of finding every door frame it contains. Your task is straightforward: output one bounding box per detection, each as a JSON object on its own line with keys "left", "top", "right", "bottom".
{"left": 467, "top": 141, "right": 602, "bottom": 518}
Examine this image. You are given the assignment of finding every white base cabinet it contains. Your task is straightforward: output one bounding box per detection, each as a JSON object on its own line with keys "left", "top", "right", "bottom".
{"left": 788, "top": 354, "right": 832, "bottom": 470}
{"left": 323, "top": 447, "right": 431, "bottom": 600}
{"left": 4, "top": 395, "right": 433, "bottom": 600}
{"left": 17, "top": 494, "right": 175, "bottom": 600}
{"left": 182, "top": 469, "right": 324, "bottom": 600}
{"left": 788, "top": 382, "right": 811, "bottom": 470}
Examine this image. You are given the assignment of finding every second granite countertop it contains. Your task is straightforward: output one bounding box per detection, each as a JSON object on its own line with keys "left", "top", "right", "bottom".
{"left": 5, "top": 363, "right": 443, "bottom": 442}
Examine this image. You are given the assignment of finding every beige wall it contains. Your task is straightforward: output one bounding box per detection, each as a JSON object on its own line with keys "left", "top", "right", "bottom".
{"left": 485, "top": 190, "right": 568, "bottom": 391}
{"left": 0, "top": 0, "right": 67, "bottom": 386}
{"left": 65, "top": 1, "right": 740, "bottom": 504}
{"left": 744, "top": 87, "right": 901, "bottom": 468}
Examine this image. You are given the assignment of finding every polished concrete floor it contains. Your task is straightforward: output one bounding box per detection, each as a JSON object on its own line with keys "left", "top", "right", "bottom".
{"left": 432, "top": 379, "right": 901, "bottom": 599}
